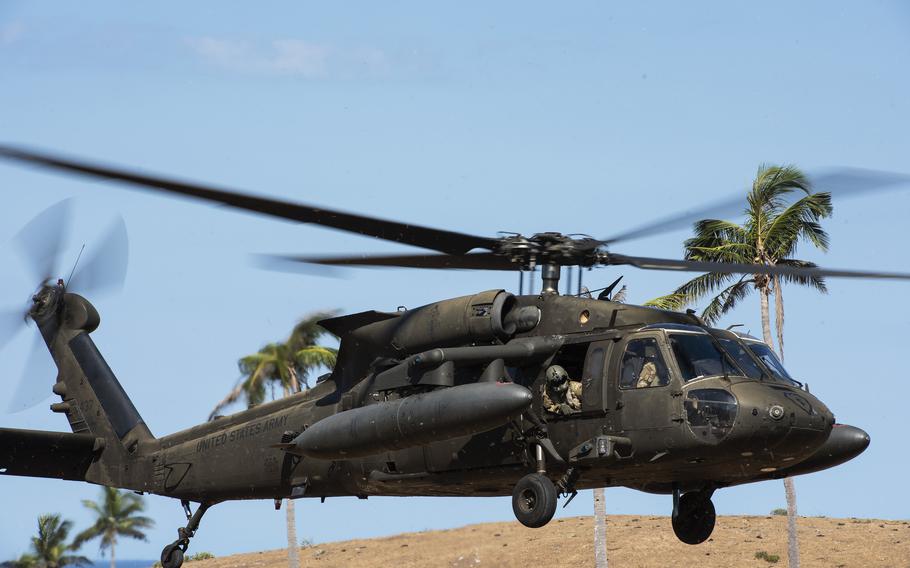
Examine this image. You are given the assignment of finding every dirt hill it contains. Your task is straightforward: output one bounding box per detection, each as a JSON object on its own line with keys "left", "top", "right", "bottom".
{"left": 194, "top": 515, "right": 909, "bottom": 568}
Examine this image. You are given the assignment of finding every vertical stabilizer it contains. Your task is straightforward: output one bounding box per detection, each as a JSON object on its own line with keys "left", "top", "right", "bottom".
{"left": 29, "top": 285, "right": 155, "bottom": 488}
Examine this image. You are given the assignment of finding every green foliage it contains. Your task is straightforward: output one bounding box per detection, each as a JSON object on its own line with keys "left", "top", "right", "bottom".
{"left": 2, "top": 514, "right": 90, "bottom": 568}
{"left": 755, "top": 550, "right": 781, "bottom": 563}
{"left": 771, "top": 508, "right": 788, "bottom": 516}
{"left": 186, "top": 551, "right": 215, "bottom": 561}
{"left": 300, "top": 537, "right": 314, "bottom": 548}
{"left": 73, "top": 487, "right": 154, "bottom": 557}
{"left": 210, "top": 311, "right": 339, "bottom": 418}
{"left": 645, "top": 164, "right": 832, "bottom": 325}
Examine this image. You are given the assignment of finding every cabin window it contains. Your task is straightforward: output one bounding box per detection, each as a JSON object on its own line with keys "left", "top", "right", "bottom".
{"left": 619, "top": 337, "right": 670, "bottom": 389}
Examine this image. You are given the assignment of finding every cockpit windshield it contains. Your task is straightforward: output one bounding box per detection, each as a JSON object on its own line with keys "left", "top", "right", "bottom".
{"left": 716, "top": 338, "right": 765, "bottom": 380}
{"left": 746, "top": 341, "right": 800, "bottom": 386}
{"left": 668, "top": 333, "right": 740, "bottom": 382}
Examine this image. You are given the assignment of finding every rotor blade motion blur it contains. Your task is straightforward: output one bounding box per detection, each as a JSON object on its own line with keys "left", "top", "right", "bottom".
{"left": 0, "top": 307, "right": 26, "bottom": 352}
{"left": 608, "top": 253, "right": 910, "bottom": 281}
{"left": 600, "top": 167, "right": 910, "bottom": 246}
{"left": 13, "top": 199, "right": 72, "bottom": 284}
{"left": 0, "top": 145, "right": 496, "bottom": 255}
{"left": 68, "top": 216, "right": 129, "bottom": 295}
{"left": 6, "top": 331, "right": 55, "bottom": 413}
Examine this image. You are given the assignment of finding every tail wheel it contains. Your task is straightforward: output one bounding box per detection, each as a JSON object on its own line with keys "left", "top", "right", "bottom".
{"left": 512, "top": 472, "right": 558, "bottom": 528}
{"left": 161, "top": 543, "right": 185, "bottom": 568}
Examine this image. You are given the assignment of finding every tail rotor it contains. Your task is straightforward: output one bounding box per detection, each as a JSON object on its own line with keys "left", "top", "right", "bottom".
{"left": 1, "top": 200, "right": 129, "bottom": 413}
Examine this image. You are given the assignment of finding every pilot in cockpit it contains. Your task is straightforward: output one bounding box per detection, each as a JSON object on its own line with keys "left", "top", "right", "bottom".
{"left": 636, "top": 344, "right": 660, "bottom": 388}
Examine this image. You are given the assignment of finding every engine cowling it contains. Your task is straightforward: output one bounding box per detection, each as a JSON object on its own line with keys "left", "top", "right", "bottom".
{"left": 355, "top": 290, "right": 538, "bottom": 356}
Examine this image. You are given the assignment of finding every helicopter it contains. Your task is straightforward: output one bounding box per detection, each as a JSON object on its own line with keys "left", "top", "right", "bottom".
{"left": 0, "top": 145, "right": 908, "bottom": 568}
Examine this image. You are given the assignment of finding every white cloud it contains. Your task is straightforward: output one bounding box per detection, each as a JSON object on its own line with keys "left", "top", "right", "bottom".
{"left": 187, "top": 36, "right": 392, "bottom": 78}
{"left": 187, "top": 37, "right": 330, "bottom": 77}
{"left": 0, "top": 21, "right": 25, "bottom": 46}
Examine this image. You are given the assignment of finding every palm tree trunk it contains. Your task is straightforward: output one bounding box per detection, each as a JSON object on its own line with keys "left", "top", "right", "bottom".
{"left": 773, "top": 280, "right": 800, "bottom": 568}
{"left": 759, "top": 285, "right": 773, "bottom": 346}
{"left": 286, "top": 498, "right": 300, "bottom": 568}
{"left": 593, "top": 488, "right": 608, "bottom": 568}
{"left": 110, "top": 541, "right": 115, "bottom": 568}
{"left": 784, "top": 477, "right": 799, "bottom": 568}
{"left": 282, "top": 384, "right": 301, "bottom": 568}
{"left": 774, "top": 276, "right": 785, "bottom": 361}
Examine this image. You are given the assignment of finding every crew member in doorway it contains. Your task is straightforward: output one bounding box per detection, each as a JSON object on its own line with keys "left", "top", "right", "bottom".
{"left": 543, "top": 364, "right": 582, "bottom": 415}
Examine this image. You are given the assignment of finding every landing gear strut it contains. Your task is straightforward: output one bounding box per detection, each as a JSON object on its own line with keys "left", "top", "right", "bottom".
{"left": 160, "top": 500, "right": 214, "bottom": 568}
{"left": 671, "top": 487, "right": 716, "bottom": 545}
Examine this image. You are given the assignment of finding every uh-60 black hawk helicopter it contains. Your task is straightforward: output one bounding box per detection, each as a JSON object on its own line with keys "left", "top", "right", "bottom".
{"left": 0, "top": 146, "right": 908, "bottom": 567}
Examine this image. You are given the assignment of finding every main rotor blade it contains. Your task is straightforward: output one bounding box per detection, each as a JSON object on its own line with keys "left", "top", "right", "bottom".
{"left": 260, "top": 251, "right": 518, "bottom": 271}
{"left": 608, "top": 253, "right": 910, "bottom": 281}
{"left": 68, "top": 216, "right": 129, "bottom": 295}
{"left": 0, "top": 145, "right": 497, "bottom": 256}
{"left": 13, "top": 199, "right": 72, "bottom": 283}
{"left": 600, "top": 167, "right": 910, "bottom": 246}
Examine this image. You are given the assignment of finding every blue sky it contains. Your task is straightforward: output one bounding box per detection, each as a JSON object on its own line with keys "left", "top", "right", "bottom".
{"left": 1, "top": 1, "right": 909, "bottom": 560}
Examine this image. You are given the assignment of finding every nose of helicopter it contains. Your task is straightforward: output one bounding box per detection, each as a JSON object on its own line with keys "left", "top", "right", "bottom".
{"left": 728, "top": 382, "right": 834, "bottom": 461}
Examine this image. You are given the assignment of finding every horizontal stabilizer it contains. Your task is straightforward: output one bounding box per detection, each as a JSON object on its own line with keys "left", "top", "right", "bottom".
{"left": 0, "top": 427, "right": 100, "bottom": 481}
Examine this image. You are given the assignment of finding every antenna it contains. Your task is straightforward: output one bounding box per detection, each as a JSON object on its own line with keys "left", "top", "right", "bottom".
{"left": 65, "top": 244, "right": 86, "bottom": 288}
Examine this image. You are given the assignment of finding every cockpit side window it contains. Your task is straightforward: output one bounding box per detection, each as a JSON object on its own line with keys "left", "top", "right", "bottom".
{"left": 717, "top": 338, "right": 765, "bottom": 380}
{"left": 746, "top": 342, "right": 800, "bottom": 386}
{"left": 619, "top": 337, "right": 670, "bottom": 389}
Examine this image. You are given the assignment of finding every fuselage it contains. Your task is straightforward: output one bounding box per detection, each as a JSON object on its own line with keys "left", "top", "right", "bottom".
{"left": 138, "top": 293, "right": 866, "bottom": 504}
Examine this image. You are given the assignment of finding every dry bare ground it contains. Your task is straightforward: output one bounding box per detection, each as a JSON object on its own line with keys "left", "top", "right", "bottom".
{"left": 194, "top": 515, "right": 909, "bottom": 568}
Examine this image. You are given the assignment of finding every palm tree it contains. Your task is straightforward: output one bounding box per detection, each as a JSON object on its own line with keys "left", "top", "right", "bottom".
{"left": 73, "top": 487, "right": 154, "bottom": 568}
{"left": 2, "top": 514, "right": 90, "bottom": 568}
{"left": 647, "top": 164, "right": 833, "bottom": 568}
{"left": 209, "top": 312, "right": 337, "bottom": 568}
{"left": 209, "top": 312, "right": 338, "bottom": 419}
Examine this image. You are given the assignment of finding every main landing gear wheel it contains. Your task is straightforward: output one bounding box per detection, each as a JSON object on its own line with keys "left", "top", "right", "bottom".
{"left": 512, "top": 473, "right": 558, "bottom": 528}
{"left": 672, "top": 492, "right": 716, "bottom": 545}
{"left": 160, "top": 542, "right": 185, "bottom": 568}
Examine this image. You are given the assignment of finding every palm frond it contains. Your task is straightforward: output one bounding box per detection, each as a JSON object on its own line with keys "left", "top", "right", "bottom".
{"left": 764, "top": 191, "right": 833, "bottom": 258}
{"left": 288, "top": 311, "right": 339, "bottom": 351}
{"left": 700, "top": 277, "right": 754, "bottom": 325}
{"left": 774, "top": 258, "right": 828, "bottom": 293}
{"left": 644, "top": 292, "right": 690, "bottom": 311}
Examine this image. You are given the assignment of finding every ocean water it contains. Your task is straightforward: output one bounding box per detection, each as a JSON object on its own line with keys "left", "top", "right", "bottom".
{"left": 84, "top": 561, "right": 157, "bottom": 568}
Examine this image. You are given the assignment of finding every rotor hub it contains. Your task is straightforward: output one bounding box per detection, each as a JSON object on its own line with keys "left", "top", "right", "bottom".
{"left": 493, "top": 232, "right": 604, "bottom": 270}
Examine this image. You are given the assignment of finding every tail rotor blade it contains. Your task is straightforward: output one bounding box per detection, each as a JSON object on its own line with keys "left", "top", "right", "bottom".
{"left": 0, "top": 307, "right": 26, "bottom": 352}
{"left": 68, "top": 216, "right": 129, "bottom": 295}
{"left": 13, "top": 199, "right": 72, "bottom": 283}
{"left": 6, "top": 330, "right": 56, "bottom": 413}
